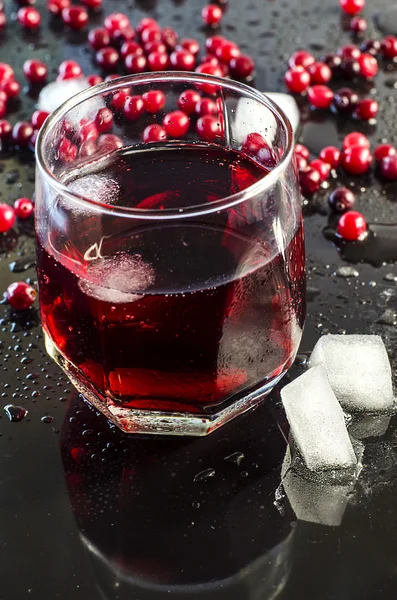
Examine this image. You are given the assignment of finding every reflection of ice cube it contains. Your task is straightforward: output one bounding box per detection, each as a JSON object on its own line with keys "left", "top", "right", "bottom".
{"left": 309, "top": 334, "right": 394, "bottom": 412}
{"left": 281, "top": 365, "right": 357, "bottom": 472}
{"left": 79, "top": 252, "right": 155, "bottom": 303}
{"left": 38, "top": 78, "right": 91, "bottom": 113}
{"left": 349, "top": 414, "right": 391, "bottom": 439}
{"left": 281, "top": 448, "right": 354, "bottom": 527}
{"left": 67, "top": 174, "right": 120, "bottom": 206}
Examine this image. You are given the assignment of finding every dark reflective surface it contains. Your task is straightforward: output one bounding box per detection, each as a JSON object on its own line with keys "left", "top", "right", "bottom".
{"left": 0, "top": 0, "right": 397, "bottom": 598}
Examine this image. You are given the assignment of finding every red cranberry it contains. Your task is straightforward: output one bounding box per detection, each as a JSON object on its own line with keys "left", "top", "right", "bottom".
{"left": 161, "top": 27, "right": 178, "bottom": 51}
{"left": 79, "top": 140, "right": 96, "bottom": 157}
{"left": 341, "top": 145, "right": 372, "bottom": 174}
{"left": 339, "top": 0, "right": 365, "bottom": 15}
{"left": 61, "top": 6, "right": 88, "bottom": 30}
{"left": 142, "top": 124, "right": 167, "bottom": 143}
{"left": 97, "top": 133, "right": 123, "bottom": 151}
{"left": 111, "top": 27, "right": 136, "bottom": 46}
{"left": 360, "top": 39, "right": 381, "bottom": 56}
{"left": 307, "top": 85, "right": 333, "bottom": 109}
{"left": 47, "top": 0, "right": 70, "bottom": 16}
{"left": 12, "top": 121, "right": 33, "bottom": 146}
{"left": 2, "top": 80, "right": 21, "bottom": 98}
{"left": 195, "top": 97, "right": 217, "bottom": 116}
{"left": 343, "top": 131, "right": 370, "bottom": 150}
{"left": 355, "top": 98, "right": 378, "bottom": 120}
{"left": 374, "top": 144, "right": 396, "bottom": 161}
{"left": 319, "top": 145, "right": 341, "bottom": 168}
{"left": 381, "top": 35, "right": 397, "bottom": 59}
{"left": 205, "top": 35, "right": 226, "bottom": 55}
{"left": 88, "top": 28, "right": 110, "bottom": 50}
{"left": 0, "top": 63, "right": 14, "bottom": 83}
{"left": 142, "top": 90, "right": 166, "bottom": 113}
{"left": 94, "top": 107, "right": 113, "bottom": 132}
{"left": 96, "top": 47, "right": 120, "bottom": 71}
{"left": 328, "top": 187, "right": 355, "bottom": 213}
{"left": 284, "top": 67, "right": 311, "bottom": 94}
{"left": 350, "top": 16, "right": 367, "bottom": 32}
{"left": 307, "top": 62, "right": 332, "bottom": 84}
{"left": 0, "top": 101, "right": 6, "bottom": 118}
{"left": 147, "top": 51, "right": 170, "bottom": 71}
{"left": 195, "top": 63, "right": 223, "bottom": 94}
{"left": 299, "top": 167, "right": 322, "bottom": 194}
{"left": 123, "top": 95, "right": 145, "bottom": 121}
{"left": 136, "top": 18, "right": 159, "bottom": 35}
{"left": 178, "top": 38, "right": 200, "bottom": 56}
{"left": 310, "top": 159, "right": 331, "bottom": 181}
{"left": 58, "top": 60, "right": 83, "bottom": 79}
{"left": 79, "top": 119, "right": 98, "bottom": 143}
{"left": 0, "top": 91, "right": 8, "bottom": 107}
{"left": 0, "top": 204, "right": 16, "bottom": 233}
{"left": 104, "top": 12, "right": 130, "bottom": 34}
{"left": 332, "top": 87, "right": 358, "bottom": 113}
{"left": 380, "top": 155, "right": 397, "bottom": 181}
{"left": 0, "top": 12, "right": 6, "bottom": 29}
{"left": 201, "top": 4, "right": 223, "bottom": 26}
{"left": 323, "top": 53, "right": 342, "bottom": 71}
{"left": 295, "top": 154, "right": 308, "bottom": 171}
{"left": 5, "top": 281, "right": 36, "bottom": 310}
{"left": 258, "top": 145, "right": 277, "bottom": 169}
{"left": 196, "top": 115, "right": 223, "bottom": 141}
{"left": 144, "top": 41, "right": 167, "bottom": 55}
{"left": 288, "top": 50, "right": 315, "bottom": 70}
{"left": 0, "top": 119, "right": 12, "bottom": 140}
{"left": 81, "top": 0, "right": 102, "bottom": 9}
{"left": 358, "top": 53, "right": 378, "bottom": 78}
{"left": 120, "top": 41, "right": 143, "bottom": 59}
{"left": 229, "top": 54, "right": 255, "bottom": 79}
{"left": 23, "top": 59, "right": 48, "bottom": 83}
{"left": 141, "top": 27, "right": 161, "bottom": 45}
{"left": 178, "top": 89, "right": 201, "bottom": 114}
{"left": 338, "top": 44, "right": 361, "bottom": 60}
{"left": 170, "top": 50, "right": 195, "bottom": 71}
{"left": 87, "top": 74, "right": 103, "bottom": 86}
{"left": 294, "top": 143, "right": 310, "bottom": 160}
{"left": 31, "top": 109, "right": 49, "bottom": 129}
{"left": 163, "top": 111, "right": 190, "bottom": 137}
{"left": 125, "top": 53, "right": 147, "bottom": 74}
{"left": 110, "top": 90, "right": 128, "bottom": 110}
{"left": 341, "top": 59, "right": 361, "bottom": 78}
{"left": 215, "top": 41, "right": 240, "bottom": 63}
{"left": 14, "top": 197, "right": 34, "bottom": 219}
{"left": 17, "top": 6, "right": 41, "bottom": 28}
{"left": 337, "top": 210, "right": 367, "bottom": 241}
{"left": 57, "top": 137, "right": 77, "bottom": 162}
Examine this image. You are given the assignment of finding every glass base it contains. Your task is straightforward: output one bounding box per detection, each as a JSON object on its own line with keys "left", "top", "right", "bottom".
{"left": 45, "top": 333, "right": 285, "bottom": 437}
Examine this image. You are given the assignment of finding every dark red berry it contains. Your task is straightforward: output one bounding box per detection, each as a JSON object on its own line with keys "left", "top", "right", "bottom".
{"left": 358, "top": 53, "right": 378, "bottom": 78}
{"left": 161, "top": 27, "right": 178, "bottom": 51}
{"left": 374, "top": 144, "right": 396, "bottom": 161}
{"left": 23, "top": 59, "right": 48, "bottom": 83}
{"left": 5, "top": 282, "right": 36, "bottom": 310}
{"left": 332, "top": 87, "right": 358, "bottom": 113}
{"left": 350, "top": 16, "right": 367, "bottom": 33}
{"left": 229, "top": 54, "right": 255, "bottom": 79}
{"left": 144, "top": 41, "right": 167, "bottom": 55}
{"left": 355, "top": 98, "right": 378, "bottom": 120}
{"left": 295, "top": 154, "right": 308, "bottom": 171}
{"left": 17, "top": 6, "right": 41, "bottom": 28}
{"left": 120, "top": 41, "right": 143, "bottom": 59}
{"left": 288, "top": 50, "right": 315, "bottom": 69}
{"left": 178, "top": 38, "right": 200, "bottom": 56}
{"left": 31, "top": 110, "right": 49, "bottom": 129}
{"left": 380, "top": 155, "right": 397, "bottom": 181}
{"left": 328, "top": 187, "right": 355, "bottom": 213}
{"left": 12, "top": 121, "right": 33, "bottom": 146}
{"left": 142, "top": 124, "right": 167, "bottom": 143}
{"left": 136, "top": 17, "right": 159, "bottom": 35}
{"left": 310, "top": 159, "right": 331, "bottom": 181}
{"left": 94, "top": 107, "right": 113, "bottom": 133}
{"left": 14, "top": 197, "right": 34, "bottom": 219}
{"left": 196, "top": 115, "right": 223, "bottom": 141}
{"left": 0, "top": 119, "right": 12, "bottom": 140}
{"left": 58, "top": 60, "right": 83, "bottom": 79}
{"left": 338, "top": 44, "right": 361, "bottom": 60}
{"left": 124, "top": 53, "right": 147, "bottom": 74}
{"left": 205, "top": 35, "right": 226, "bottom": 55}
{"left": 323, "top": 53, "right": 342, "bottom": 71}
{"left": 142, "top": 90, "right": 166, "bottom": 113}
{"left": 294, "top": 144, "right": 310, "bottom": 161}
{"left": 61, "top": 6, "right": 88, "bottom": 29}
{"left": 110, "top": 90, "right": 128, "bottom": 110}
{"left": 195, "top": 63, "right": 223, "bottom": 94}
{"left": 81, "top": 0, "right": 102, "bottom": 9}
{"left": 307, "top": 61, "right": 332, "bottom": 84}
{"left": 123, "top": 95, "right": 145, "bottom": 121}
{"left": 307, "top": 85, "right": 334, "bottom": 109}
{"left": 0, "top": 204, "right": 16, "bottom": 233}
{"left": 337, "top": 210, "right": 367, "bottom": 241}
{"left": 104, "top": 12, "right": 130, "bottom": 33}
{"left": 178, "top": 89, "right": 201, "bottom": 114}
{"left": 96, "top": 47, "right": 120, "bottom": 71}
{"left": 341, "top": 145, "right": 372, "bottom": 174}
{"left": 339, "top": 0, "right": 365, "bottom": 15}
{"left": 284, "top": 67, "right": 311, "bottom": 93}
{"left": 170, "top": 50, "right": 195, "bottom": 71}
{"left": 202, "top": 4, "right": 223, "bottom": 26}
{"left": 319, "top": 145, "right": 341, "bottom": 168}
{"left": 147, "top": 51, "right": 170, "bottom": 71}
{"left": 111, "top": 27, "right": 135, "bottom": 46}
{"left": 360, "top": 39, "right": 381, "bottom": 56}
{"left": 162, "top": 111, "right": 190, "bottom": 137}
{"left": 47, "top": 0, "right": 70, "bottom": 16}
{"left": 381, "top": 36, "right": 397, "bottom": 59}
{"left": 299, "top": 167, "right": 322, "bottom": 194}
{"left": 195, "top": 97, "right": 217, "bottom": 116}
{"left": 57, "top": 137, "right": 78, "bottom": 162}
{"left": 88, "top": 28, "right": 110, "bottom": 50}
{"left": 87, "top": 74, "right": 103, "bottom": 86}
{"left": 2, "top": 79, "right": 21, "bottom": 98}
{"left": 341, "top": 58, "right": 361, "bottom": 78}
{"left": 0, "top": 102, "right": 6, "bottom": 119}
{"left": 343, "top": 131, "right": 370, "bottom": 150}
{"left": 79, "top": 119, "right": 98, "bottom": 143}
{"left": 215, "top": 41, "right": 240, "bottom": 64}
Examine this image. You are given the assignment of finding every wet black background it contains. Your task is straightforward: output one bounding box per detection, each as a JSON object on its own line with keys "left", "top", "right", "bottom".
{"left": 0, "top": 0, "right": 397, "bottom": 599}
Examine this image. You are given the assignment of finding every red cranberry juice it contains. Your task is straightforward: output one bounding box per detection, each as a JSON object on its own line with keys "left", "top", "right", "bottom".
{"left": 37, "top": 145, "right": 305, "bottom": 414}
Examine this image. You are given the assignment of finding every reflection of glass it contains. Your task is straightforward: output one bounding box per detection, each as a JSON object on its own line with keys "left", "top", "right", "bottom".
{"left": 61, "top": 393, "right": 295, "bottom": 599}
{"left": 36, "top": 72, "right": 305, "bottom": 436}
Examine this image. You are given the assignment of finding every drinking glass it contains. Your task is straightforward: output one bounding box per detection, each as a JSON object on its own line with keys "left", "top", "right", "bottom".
{"left": 35, "top": 72, "right": 305, "bottom": 436}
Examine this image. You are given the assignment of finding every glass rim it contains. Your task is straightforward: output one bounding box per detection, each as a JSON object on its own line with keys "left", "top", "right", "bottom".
{"left": 36, "top": 71, "right": 294, "bottom": 221}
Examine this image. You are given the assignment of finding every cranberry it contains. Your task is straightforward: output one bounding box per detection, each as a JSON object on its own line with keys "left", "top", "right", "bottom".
{"left": 284, "top": 67, "right": 311, "bottom": 94}
{"left": 58, "top": 60, "right": 83, "bottom": 79}
{"left": 195, "top": 97, "right": 217, "bottom": 116}
{"left": 196, "top": 115, "right": 223, "bottom": 141}
{"left": 289, "top": 50, "right": 315, "bottom": 70}
{"left": 147, "top": 51, "right": 170, "bottom": 71}
{"left": 125, "top": 53, "right": 147, "bottom": 74}
{"left": 93, "top": 107, "right": 112, "bottom": 133}
{"left": 343, "top": 132, "right": 370, "bottom": 150}
{"left": 2, "top": 80, "right": 21, "bottom": 99}
{"left": 123, "top": 95, "right": 145, "bottom": 121}
{"left": 337, "top": 210, "right": 367, "bottom": 241}
{"left": 380, "top": 155, "right": 397, "bottom": 181}
{"left": 381, "top": 35, "right": 397, "bottom": 59}
{"left": 0, "top": 119, "right": 12, "bottom": 140}
{"left": 111, "top": 27, "right": 136, "bottom": 46}
{"left": 338, "top": 44, "right": 361, "bottom": 60}
{"left": 339, "top": 0, "right": 365, "bottom": 15}
{"left": 307, "top": 62, "right": 332, "bottom": 84}
{"left": 350, "top": 16, "right": 367, "bottom": 32}
{"left": 299, "top": 167, "right": 321, "bottom": 194}
{"left": 178, "top": 89, "right": 201, "bottom": 114}
{"left": 47, "top": 0, "right": 70, "bottom": 16}
{"left": 258, "top": 145, "right": 277, "bottom": 169}
{"left": 355, "top": 98, "right": 378, "bottom": 120}
{"left": 81, "top": 0, "right": 102, "bottom": 9}
{"left": 97, "top": 133, "right": 123, "bottom": 151}
{"left": 310, "top": 159, "right": 331, "bottom": 181}
{"left": 170, "top": 50, "right": 195, "bottom": 71}
{"left": 341, "top": 58, "right": 361, "bottom": 78}
{"left": 141, "top": 28, "right": 161, "bottom": 46}
{"left": 142, "top": 124, "right": 167, "bottom": 143}
{"left": 215, "top": 41, "right": 240, "bottom": 63}
{"left": 195, "top": 63, "right": 223, "bottom": 94}
{"left": 5, "top": 282, "right": 36, "bottom": 310}
{"left": 18, "top": 6, "right": 41, "bottom": 28}
{"left": 23, "top": 59, "right": 48, "bottom": 83}
{"left": 12, "top": 121, "right": 33, "bottom": 146}
{"left": 96, "top": 47, "right": 120, "bottom": 71}
{"left": 323, "top": 53, "right": 342, "bottom": 71}
{"left": 136, "top": 18, "right": 159, "bottom": 35}
{"left": 14, "top": 197, "right": 34, "bottom": 219}
{"left": 359, "top": 39, "right": 381, "bottom": 57}
{"left": 163, "top": 111, "right": 190, "bottom": 138}
{"left": 328, "top": 187, "right": 355, "bottom": 213}
{"left": 0, "top": 63, "right": 14, "bottom": 83}
{"left": 57, "top": 137, "right": 77, "bottom": 162}
{"left": 332, "top": 87, "right": 358, "bottom": 113}
{"left": 307, "top": 85, "right": 334, "bottom": 109}
{"left": 88, "top": 28, "right": 110, "bottom": 50}
{"left": 87, "top": 74, "right": 103, "bottom": 86}
{"left": 358, "top": 53, "right": 378, "bottom": 78}
{"left": 374, "top": 144, "right": 396, "bottom": 161}
{"left": 110, "top": 90, "right": 128, "bottom": 110}
{"left": 0, "top": 12, "right": 6, "bottom": 29}
{"left": 144, "top": 42, "right": 167, "bottom": 55}
{"left": 178, "top": 38, "right": 200, "bottom": 56}
{"left": 104, "top": 12, "right": 130, "bottom": 34}
{"left": 295, "top": 154, "right": 308, "bottom": 171}
{"left": 341, "top": 145, "right": 372, "bottom": 174}
{"left": 79, "top": 140, "right": 96, "bottom": 157}
{"left": 0, "top": 102, "right": 6, "bottom": 119}
{"left": 205, "top": 35, "right": 226, "bottom": 55}
{"left": 120, "top": 41, "right": 143, "bottom": 59}
{"left": 294, "top": 143, "right": 310, "bottom": 160}
{"left": 319, "top": 146, "right": 340, "bottom": 168}
{"left": 79, "top": 119, "right": 98, "bottom": 143}
{"left": 61, "top": 6, "right": 88, "bottom": 30}
{"left": 202, "top": 4, "right": 223, "bottom": 26}
{"left": 229, "top": 54, "right": 255, "bottom": 79}
{"left": 162, "top": 27, "right": 178, "bottom": 51}
{"left": 0, "top": 204, "right": 16, "bottom": 233}
{"left": 142, "top": 90, "right": 166, "bottom": 113}
{"left": 31, "top": 109, "right": 49, "bottom": 129}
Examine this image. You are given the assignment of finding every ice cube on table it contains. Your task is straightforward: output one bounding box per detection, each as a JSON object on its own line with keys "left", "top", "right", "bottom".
{"left": 38, "top": 78, "right": 91, "bottom": 114}
{"left": 281, "top": 365, "right": 357, "bottom": 471}
{"left": 309, "top": 334, "right": 394, "bottom": 412}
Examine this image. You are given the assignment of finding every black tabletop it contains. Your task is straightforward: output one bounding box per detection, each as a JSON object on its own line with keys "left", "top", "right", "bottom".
{"left": 0, "top": 1, "right": 397, "bottom": 599}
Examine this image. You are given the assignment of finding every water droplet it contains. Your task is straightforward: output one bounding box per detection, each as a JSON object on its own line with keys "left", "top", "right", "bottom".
{"left": 377, "top": 309, "right": 397, "bottom": 326}
{"left": 4, "top": 404, "right": 28, "bottom": 422}
{"left": 384, "top": 273, "right": 397, "bottom": 282}
{"left": 193, "top": 468, "right": 215, "bottom": 483}
{"left": 335, "top": 266, "right": 359, "bottom": 278}
{"left": 224, "top": 451, "right": 245, "bottom": 466}
{"left": 41, "top": 415, "right": 54, "bottom": 423}
{"left": 294, "top": 354, "right": 308, "bottom": 366}
{"left": 9, "top": 258, "right": 36, "bottom": 273}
